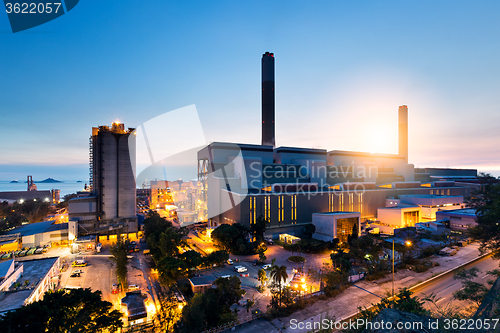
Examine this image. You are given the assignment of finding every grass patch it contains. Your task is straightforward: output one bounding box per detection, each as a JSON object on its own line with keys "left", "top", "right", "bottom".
{"left": 288, "top": 256, "right": 306, "bottom": 263}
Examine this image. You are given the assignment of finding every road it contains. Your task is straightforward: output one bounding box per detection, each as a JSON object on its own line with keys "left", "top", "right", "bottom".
{"left": 227, "top": 252, "right": 500, "bottom": 333}
{"left": 412, "top": 254, "right": 498, "bottom": 312}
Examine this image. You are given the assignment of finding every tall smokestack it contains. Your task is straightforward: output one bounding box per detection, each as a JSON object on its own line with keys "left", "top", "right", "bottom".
{"left": 398, "top": 105, "right": 408, "bottom": 163}
{"left": 262, "top": 52, "right": 275, "bottom": 147}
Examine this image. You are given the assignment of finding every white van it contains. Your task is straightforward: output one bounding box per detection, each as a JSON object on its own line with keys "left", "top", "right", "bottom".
{"left": 236, "top": 266, "right": 247, "bottom": 273}
{"left": 234, "top": 265, "right": 243, "bottom": 271}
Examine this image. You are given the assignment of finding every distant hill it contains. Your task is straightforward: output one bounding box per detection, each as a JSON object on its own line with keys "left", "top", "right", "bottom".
{"left": 36, "top": 178, "right": 63, "bottom": 183}
{"left": 10, "top": 180, "right": 19, "bottom": 183}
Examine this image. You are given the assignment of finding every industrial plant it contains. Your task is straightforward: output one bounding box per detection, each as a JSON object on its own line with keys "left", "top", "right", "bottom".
{"left": 68, "top": 122, "right": 138, "bottom": 236}
{"left": 197, "top": 52, "right": 477, "bottom": 241}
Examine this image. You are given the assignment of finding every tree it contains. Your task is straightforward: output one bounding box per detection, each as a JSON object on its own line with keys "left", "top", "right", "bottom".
{"left": 179, "top": 250, "right": 203, "bottom": 269}
{"left": 251, "top": 215, "right": 269, "bottom": 242}
{"left": 453, "top": 268, "right": 489, "bottom": 306}
{"left": 245, "top": 299, "right": 255, "bottom": 313}
{"left": 0, "top": 199, "right": 53, "bottom": 233}
{"left": 143, "top": 211, "right": 188, "bottom": 260}
{"left": 57, "top": 193, "right": 78, "bottom": 209}
{"left": 347, "top": 223, "right": 359, "bottom": 244}
{"left": 270, "top": 265, "right": 288, "bottom": 307}
{"left": 211, "top": 223, "right": 254, "bottom": 254}
{"left": 0, "top": 288, "right": 122, "bottom": 333}
{"left": 330, "top": 249, "right": 351, "bottom": 273}
{"left": 258, "top": 268, "right": 268, "bottom": 287}
{"left": 176, "top": 293, "right": 206, "bottom": 333}
{"left": 176, "top": 276, "right": 243, "bottom": 333}
{"left": 358, "top": 288, "right": 428, "bottom": 322}
{"left": 257, "top": 242, "right": 267, "bottom": 263}
{"left": 157, "top": 256, "right": 188, "bottom": 286}
{"left": 302, "top": 224, "right": 316, "bottom": 239}
{"left": 203, "top": 250, "right": 229, "bottom": 267}
{"left": 156, "top": 289, "right": 183, "bottom": 332}
{"left": 467, "top": 173, "right": 500, "bottom": 256}
{"left": 109, "top": 236, "right": 129, "bottom": 289}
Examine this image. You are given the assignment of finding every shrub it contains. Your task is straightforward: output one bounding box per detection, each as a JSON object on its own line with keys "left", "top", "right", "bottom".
{"left": 288, "top": 256, "right": 305, "bottom": 263}
{"left": 420, "top": 245, "right": 441, "bottom": 258}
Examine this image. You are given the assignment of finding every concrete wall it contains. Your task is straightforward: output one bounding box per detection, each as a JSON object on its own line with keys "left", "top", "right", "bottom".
{"left": 22, "top": 229, "right": 69, "bottom": 248}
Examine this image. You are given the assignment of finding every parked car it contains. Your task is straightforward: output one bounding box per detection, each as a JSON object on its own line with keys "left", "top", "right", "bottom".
{"left": 227, "top": 259, "right": 233, "bottom": 265}
{"left": 128, "top": 284, "right": 140, "bottom": 291}
{"left": 262, "top": 264, "right": 272, "bottom": 270}
{"left": 236, "top": 266, "right": 247, "bottom": 273}
{"left": 234, "top": 265, "right": 244, "bottom": 271}
{"left": 70, "top": 272, "right": 81, "bottom": 278}
{"left": 253, "top": 259, "right": 259, "bottom": 266}
{"left": 265, "top": 238, "right": 274, "bottom": 245}
{"left": 72, "top": 260, "right": 87, "bottom": 267}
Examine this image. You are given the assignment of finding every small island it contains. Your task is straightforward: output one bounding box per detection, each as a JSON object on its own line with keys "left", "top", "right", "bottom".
{"left": 10, "top": 180, "right": 19, "bottom": 183}
{"left": 37, "top": 178, "right": 63, "bottom": 183}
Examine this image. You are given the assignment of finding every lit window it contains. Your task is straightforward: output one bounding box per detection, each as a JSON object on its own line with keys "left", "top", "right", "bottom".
{"left": 249, "top": 197, "right": 256, "bottom": 224}
{"left": 278, "top": 196, "right": 284, "bottom": 224}
{"left": 291, "top": 195, "right": 297, "bottom": 224}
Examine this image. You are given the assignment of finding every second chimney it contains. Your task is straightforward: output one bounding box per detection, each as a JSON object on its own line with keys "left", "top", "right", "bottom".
{"left": 398, "top": 105, "right": 408, "bottom": 163}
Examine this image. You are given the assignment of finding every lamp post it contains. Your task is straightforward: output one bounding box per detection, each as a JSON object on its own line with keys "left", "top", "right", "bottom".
{"left": 392, "top": 239, "right": 412, "bottom": 298}
{"left": 392, "top": 239, "right": 395, "bottom": 298}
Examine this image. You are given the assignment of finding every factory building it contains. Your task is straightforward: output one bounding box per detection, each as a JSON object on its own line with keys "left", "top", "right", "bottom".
{"left": 5, "top": 220, "right": 69, "bottom": 248}
{"left": 436, "top": 208, "right": 478, "bottom": 233}
{"left": 387, "top": 194, "right": 465, "bottom": 221}
{"left": 0, "top": 176, "right": 60, "bottom": 204}
{"left": 68, "top": 122, "right": 138, "bottom": 236}
{"left": 197, "top": 52, "right": 476, "bottom": 239}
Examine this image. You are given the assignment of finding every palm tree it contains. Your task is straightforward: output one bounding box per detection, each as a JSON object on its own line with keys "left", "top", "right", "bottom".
{"left": 270, "top": 265, "right": 288, "bottom": 306}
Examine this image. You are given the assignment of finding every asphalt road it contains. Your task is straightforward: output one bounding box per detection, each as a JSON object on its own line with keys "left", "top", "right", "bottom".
{"left": 81, "top": 256, "right": 116, "bottom": 301}
{"left": 412, "top": 254, "right": 499, "bottom": 311}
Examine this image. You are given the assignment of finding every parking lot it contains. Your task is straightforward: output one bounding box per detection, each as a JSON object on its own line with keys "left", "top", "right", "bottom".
{"left": 60, "top": 255, "right": 117, "bottom": 302}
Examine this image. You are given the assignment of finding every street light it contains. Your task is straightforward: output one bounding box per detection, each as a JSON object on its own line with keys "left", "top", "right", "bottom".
{"left": 392, "top": 239, "right": 412, "bottom": 298}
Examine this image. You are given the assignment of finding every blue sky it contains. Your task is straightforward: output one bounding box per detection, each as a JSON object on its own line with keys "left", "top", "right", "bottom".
{"left": 1, "top": 1, "right": 499, "bottom": 181}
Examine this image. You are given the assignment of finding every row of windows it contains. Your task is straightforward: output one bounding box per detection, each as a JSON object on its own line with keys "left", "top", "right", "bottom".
{"left": 250, "top": 193, "right": 363, "bottom": 224}
{"left": 430, "top": 189, "right": 451, "bottom": 195}
{"left": 329, "top": 193, "right": 363, "bottom": 213}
